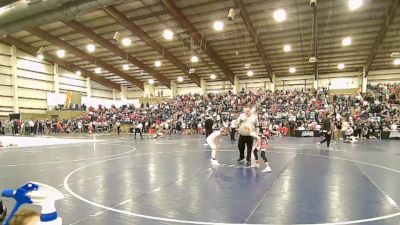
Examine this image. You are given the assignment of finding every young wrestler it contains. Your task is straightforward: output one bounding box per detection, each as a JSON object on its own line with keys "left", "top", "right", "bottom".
{"left": 206, "top": 127, "right": 230, "bottom": 166}
{"left": 251, "top": 131, "right": 272, "bottom": 173}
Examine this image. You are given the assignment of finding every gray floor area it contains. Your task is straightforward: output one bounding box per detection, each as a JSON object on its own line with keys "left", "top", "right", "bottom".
{"left": 1, "top": 134, "right": 400, "bottom": 225}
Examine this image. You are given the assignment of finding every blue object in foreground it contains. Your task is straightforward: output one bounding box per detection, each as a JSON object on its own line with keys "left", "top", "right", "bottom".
{"left": 1, "top": 183, "right": 38, "bottom": 225}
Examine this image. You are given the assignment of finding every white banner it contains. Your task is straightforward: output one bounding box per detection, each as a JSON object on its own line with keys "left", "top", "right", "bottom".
{"left": 81, "top": 97, "right": 140, "bottom": 109}
{"left": 47, "top": 92, "right": 66, "bottom": 106}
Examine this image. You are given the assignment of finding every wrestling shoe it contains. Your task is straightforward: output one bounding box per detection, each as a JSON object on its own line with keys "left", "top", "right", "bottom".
{"left": 210, "top": 159, "right": 220, "bottom": 166}
{"left": 237, "top": 158, "right": 246, "bottom": 163}
{"left": 245, "top": 161, "right": 251, "bottom": 167}
{"left": 262, "top": 164, "right": 272, "bottom": 173}
{"left": 251, "top": 160, "right": 260, "bottom": 168}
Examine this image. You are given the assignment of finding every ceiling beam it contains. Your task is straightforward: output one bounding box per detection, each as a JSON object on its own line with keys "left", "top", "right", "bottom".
{"left": 0, "top": 0, "right": 18, "bottom": 8}
{"left": 159, "top": 0, "right": 235, "bottom": 84}
{"left": 63, "top": 19, "right": 172, "bottom": 88}
{"left": 0, "top": 35, "right": 121, "bottom": 91}
{"left": 233, "top": 0, "right": 273, "bottom": 82}
{"left": 102, "top": 6, "right": 200, "bottom": 87}
{"left": 27, "top": 27, "right": 144, "bottom": 90}
{"left": 364, "top": 0, "right": 400, "bottom": 77}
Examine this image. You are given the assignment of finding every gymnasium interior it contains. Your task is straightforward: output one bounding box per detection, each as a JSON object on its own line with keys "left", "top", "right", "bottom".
{"left": 0, "top": 0, "right": 400, "bottom": 225}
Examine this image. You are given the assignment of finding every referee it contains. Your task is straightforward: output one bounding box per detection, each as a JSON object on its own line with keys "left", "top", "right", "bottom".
{"left": 237, "top": 107, "right": 259, "bottom": 166}
{"left": 204, "top": 116, "right": 214, "bottom": 138}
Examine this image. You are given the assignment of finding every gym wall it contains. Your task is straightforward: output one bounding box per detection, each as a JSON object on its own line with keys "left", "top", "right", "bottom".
{"left": 0, "top": 43, "right": 114, "bottom": 116}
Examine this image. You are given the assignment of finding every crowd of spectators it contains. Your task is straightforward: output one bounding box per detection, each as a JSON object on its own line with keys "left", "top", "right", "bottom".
{"left": 330, "top": 83, "right": 400, "bottom": 140}
{"left": 1, "top": 83, "right": 399, "bottom": 140}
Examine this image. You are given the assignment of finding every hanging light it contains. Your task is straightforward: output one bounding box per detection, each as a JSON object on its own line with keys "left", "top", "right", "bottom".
{"left": 155, "top": 60, "right": 162, "bottom": 67}
{"left": 338, "top": 63, "right": 345, "bottom": 70}
{"left": 283, "top": 44, "right": 292, "bottom": 52}
{"left": 123, "top": 64, "right": 129, "bottom": 71}
{"left": 86, "top": 44, "right": 95, "bottom": 52}
{"left": 37, "top": 54, "right": 44, "bottom": 60}
{"left": 76, "top": 71, "right": 81, "bottom": 76}
{"left": 210, "top": 74, "right": 216, "bottom": 79}
{"left": 342, "top": 37, "right": 352, "bottom": 46}
{"left": 122, "top": 38, "right": 132, "bottom": 46}
{"left": 213, "top": 21, "right": 224, "bottom": 31}
{"left": 191, "top": 55, "right": 199, "bottom": 63}
{"left": 56, "top": 49, "right": 65, "bottom": 58}
{"left": 247, "top": 70, "right": 254, "bottom": 77}
{"left": 349, "top": 0, "right": 363, "bottom": 11}
{"left": 273, "top": 9, "right": 286, "bottom": 22}
{"left": 148, "top": 79, "right": 154, "bottom": 84}
{"left": 289, "top": 67, "right": 296, "bottom": 73}
{"left": 177, "top": 77, "right": 184, "bottom": 82}
{"left": 163, "top": 29, "right": 174, "bottom": 40}
{"left": 95, "top": 68, "right": 101, "bottom": 74}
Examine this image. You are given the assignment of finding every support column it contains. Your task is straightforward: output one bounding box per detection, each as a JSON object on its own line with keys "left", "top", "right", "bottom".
{"left": 171, "top": 81, "right": 177, "bottom": 99}
{"left": 120, "top": 85, "right": 128, "bottom": 101}
{"left": 233, "top": 75, "right": 240, "bottom": 94}
{"left": 86, "top": 77, "right": 91, "bottom": 99}
{"left": 270, "top": 73, "right": 276, "bottom": 92}
{"left": 53, "top": 63, "right": 60, "bottom": 95}
{"left": 112, "top": 89, "right": 117, "bottom": 101}
{"left": 11, "top": 45, "right": 19, "bottom": 113}
{"left": 362, "top": 77, "right": 367, "bottom": 93}
{"left": 362, "top": 66, "right": 367, "bottom": 94}
{"left": 314, "top": 80, "right": 318, "bottom": 89}
{"left": 200, "top": 79, "right": 206, "bottom": 95}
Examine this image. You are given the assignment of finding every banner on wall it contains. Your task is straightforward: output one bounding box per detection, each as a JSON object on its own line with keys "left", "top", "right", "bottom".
{"left": 47, "top": 92, "right": 67, "bottom": 107}
{"left": 81, "top": 97, "right": 140, "bottom": 109}
{"left": 65, "top": 91, "right": 72, "bottom": 107}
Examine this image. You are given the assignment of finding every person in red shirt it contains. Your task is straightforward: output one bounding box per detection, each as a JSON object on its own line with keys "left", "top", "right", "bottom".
{"left": 252, "top": 133, "right": 272, "bottom": 173}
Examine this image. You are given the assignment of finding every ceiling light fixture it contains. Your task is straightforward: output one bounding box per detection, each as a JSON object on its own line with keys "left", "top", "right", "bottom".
{"left": 213, "top": 21, "right": 224, "bottom": 31}
{"left": 394, "top": 58, "right": 400, "bottom": 66}
{"left": 76, "top": 71, "right": 81, "bottom": 76}
{"left": 289, "top": 67, "right": 296, "bottom": 74}
{"left": 342, "top": 37, "right": 352, "bottom": 46}
{"left": 56, "top": 49, "right": 65, "bottom": 58}
{"left": 122, "top": 37, "right": 132, "bottom": 46}
{"left": 210, "top": 74, "right": 216, "bottom": 79}
{"left": 247, "top": 70, "right": 254, "bottom": 77}
{"left": 95, "top": 67, "right": 101, "bottom": 74}
{"left": 37, "top": 54, "right": 44, "bottom": 60}
{"left": 86, "top": 44, "right": 95, "bottom": 52}
{"left": 349, "top": 0, "right": 363, "bottom": 11}
{"left": 155, "top": 60, "right": 162, "bottom": 67}
{"left": 273, "top": 9, "right": 286, "bottom": 22}
{"left": 148, "top": 79, "right": 154, "bottom": 84}
{"left": 123, "top": 64, "right": 129, "bottom": 71}
{"left": 283, "top": 44, "right": 292, "bottom": 53}
{"left": 163, "top": 29, "right": 174, "bottom": 40}
{"left": 338, "top": 63, "right": 345, "bottom": 70}
{"left": 177, "top": 77, "right": 184, "bottom": 82}
{"left": 191, "top": 55, "right": 199, "bottom": 63}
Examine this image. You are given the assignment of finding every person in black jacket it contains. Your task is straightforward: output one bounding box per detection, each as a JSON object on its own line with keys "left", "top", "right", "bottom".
{"left": 318, "top": 112, "right": 333, "bottom": 149}
{"left": 204, "top": 116, "right": 214, "bottom": 139}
